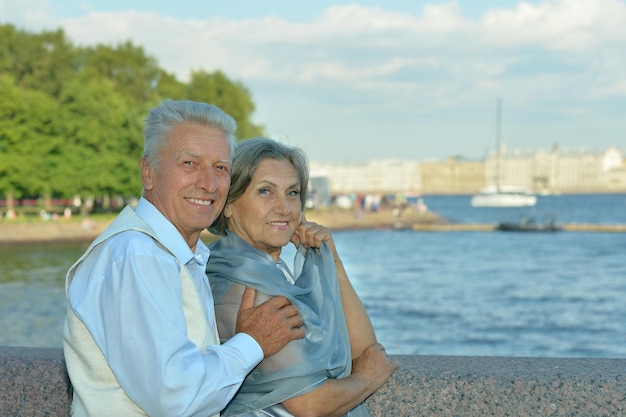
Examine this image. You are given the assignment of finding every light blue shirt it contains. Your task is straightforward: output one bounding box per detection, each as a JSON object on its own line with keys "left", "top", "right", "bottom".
{"left": 67, "top": 198, "right": 263, "bottom": 417}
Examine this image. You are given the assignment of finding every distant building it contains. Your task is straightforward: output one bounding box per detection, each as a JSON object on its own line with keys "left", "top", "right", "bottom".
{"left": 307, "top": 176, "right": 331, "bottom": 208}
{"left": 309, "top": 146, "right": 626, "bottom": 197}
{"left": 420, "top": 158, "right": 483, "bottom": 194}
{"left": 310, "top": 158, "right": 421, "bottom": 195}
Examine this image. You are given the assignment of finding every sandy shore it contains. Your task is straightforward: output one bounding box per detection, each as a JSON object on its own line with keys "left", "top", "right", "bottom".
{"left": 0, "top": 209, "right": 443, "bottom": 245}
{"left": 0, "top": 219, "right": 106, "bottom": 245}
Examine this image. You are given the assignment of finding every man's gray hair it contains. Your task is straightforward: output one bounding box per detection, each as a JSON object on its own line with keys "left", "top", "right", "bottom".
{"left": 142, "top": 99, "right": 237, "bottom": 169}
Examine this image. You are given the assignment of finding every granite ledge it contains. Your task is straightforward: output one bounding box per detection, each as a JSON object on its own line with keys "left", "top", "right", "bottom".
{"left": 1, "top": 346, "right": 624, "bottom": 416}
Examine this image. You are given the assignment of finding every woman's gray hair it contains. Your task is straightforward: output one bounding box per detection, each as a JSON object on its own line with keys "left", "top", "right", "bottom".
{"left": 142, "top": 99, "right": 237, "bottom": 169}
{"left": 209, "top": 137, "right": 309, "bottom": 236}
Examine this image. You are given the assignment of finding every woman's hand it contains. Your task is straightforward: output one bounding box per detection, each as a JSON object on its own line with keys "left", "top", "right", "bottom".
{"left": 351, "top": 343, "right": 399, "bottom": 391}
{"left": 290, "top": 217, "right": 337, "bottom": 253}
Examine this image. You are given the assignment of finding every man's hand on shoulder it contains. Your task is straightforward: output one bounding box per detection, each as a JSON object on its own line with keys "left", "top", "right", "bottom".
{"left": 235, "top": 287, "right": 304, "bottom": 357}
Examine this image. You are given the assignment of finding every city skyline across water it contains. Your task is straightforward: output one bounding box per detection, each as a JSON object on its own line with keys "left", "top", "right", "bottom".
{"left": 310, "top": 146, "right": 626, "bottom": 199}
{"left": 308, "top": 143, "right": 626, "bottom": 165}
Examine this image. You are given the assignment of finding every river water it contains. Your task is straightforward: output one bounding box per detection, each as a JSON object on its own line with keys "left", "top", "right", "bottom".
{"left": 1, "top": 193, "right": 625, "bottom": 357}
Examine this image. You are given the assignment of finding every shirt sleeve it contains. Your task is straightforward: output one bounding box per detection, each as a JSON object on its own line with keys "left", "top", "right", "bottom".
{"left": 68, "top": 232, "right": 263, "bottom": 417}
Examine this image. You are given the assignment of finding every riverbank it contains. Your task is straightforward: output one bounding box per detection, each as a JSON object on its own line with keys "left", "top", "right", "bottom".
{"left": 0, "top": 208, "right": 444, "bottom": 245}
{"left": 2, "top": 208, "right": 625, "bottom": 245}
{"left": 2, "top": 210, "right": 626, "bottom": 245}
{"left": 0, "top": 218, "right": 107, "bottom": 245}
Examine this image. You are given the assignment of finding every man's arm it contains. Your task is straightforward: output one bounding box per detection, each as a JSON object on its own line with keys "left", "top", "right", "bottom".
{"left": 69, "top": 234, "right": 263, "bottom": 417}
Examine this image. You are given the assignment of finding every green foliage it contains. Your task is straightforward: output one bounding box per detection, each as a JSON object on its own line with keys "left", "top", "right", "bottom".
{"left": 0, "top": 75, "right": 64, "bottom": 199}
{"left": 57, "top": 78, "right": 144, "bottom": 196}
{"left": 187, "top": 70, "right": 265, "bottom": 140}
{"left": 0, "top": 23, "right": 267, "bottom": 213}
{"left": 77, "top": 41, "right": 162, "bottom": 103}
{"left": 0, "top": 25, "right": 77, "bottom": 97}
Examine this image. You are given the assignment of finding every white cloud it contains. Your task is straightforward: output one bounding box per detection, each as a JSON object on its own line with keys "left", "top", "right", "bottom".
{"left": 8, "top": 0, "right": 622, "bottom": 101}
{"left": 0, "top": 0, "right": 57, "bottom": 28}
{"left": 481, "top": 0, "right": 626, "bottom": 51}
{"left": 2, "top": 0, "right": 625, "bottom": 161}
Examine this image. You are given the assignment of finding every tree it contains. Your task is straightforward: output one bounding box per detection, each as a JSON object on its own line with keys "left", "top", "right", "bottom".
{"left": 0, "top": 24, "right": 77, "bottom": 98}
{"left": 0, "top": 25, "right": 270, "bottom": 217}
{"left": 57, "top": 77, "right": 144, "bottom": 213}
{"left": 77, "top": 40, "right": 163, "bottom": 104}
{"left": 186, "top": 70, "right": 265, "bottom": 140}
{"left": 0, "top": 75, "right": 65, "bottom": 211}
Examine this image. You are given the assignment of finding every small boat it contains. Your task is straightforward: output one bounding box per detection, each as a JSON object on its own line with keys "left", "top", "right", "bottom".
{"left": 471, "top": 185, "right": 537, "bottom": 208}
{"left": 496, "top": 215, "right": 561, "bottom": 232}
{"left": 471, "top": 98, "right": 538, "bottom": 208}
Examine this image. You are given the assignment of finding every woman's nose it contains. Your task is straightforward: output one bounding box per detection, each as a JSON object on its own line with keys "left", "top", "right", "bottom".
{"left": 274, "top": 195, "right": 291, "bottom": 214}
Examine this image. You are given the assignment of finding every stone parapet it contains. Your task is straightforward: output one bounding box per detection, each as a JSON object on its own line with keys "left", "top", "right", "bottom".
{"left": 0, "top": 346, "right": 71, "bottom": 417}
{"left": 367, "top": 355, "right": 625, "bottom": 416}
{"left": 1, "top": 347, "right": 624, "bottom": 416}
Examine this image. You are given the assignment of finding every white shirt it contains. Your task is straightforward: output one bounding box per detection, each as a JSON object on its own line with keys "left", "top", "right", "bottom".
{"left": 66, "top": 198, "right": 263, "bottom": 416}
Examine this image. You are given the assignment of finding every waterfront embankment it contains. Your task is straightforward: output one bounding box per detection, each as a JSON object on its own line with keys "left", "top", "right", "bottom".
{"left": 1, "top": 208, "right": 625, "bottom": 245}
{"left": 1, "top": 346, "right": 624, "bottom": 416}
{"left": 0, "top": 209, "right": 443, "bottom": 245}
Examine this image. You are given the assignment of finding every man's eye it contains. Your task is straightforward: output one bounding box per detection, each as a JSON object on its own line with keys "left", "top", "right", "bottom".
{"left": 215, "top": 164, "right": 230, "bottom": 174}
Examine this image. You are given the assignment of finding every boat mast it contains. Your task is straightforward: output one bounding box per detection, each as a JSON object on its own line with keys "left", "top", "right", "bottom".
{"left": 495, "top": 97, "right": 502, "bottom": 192}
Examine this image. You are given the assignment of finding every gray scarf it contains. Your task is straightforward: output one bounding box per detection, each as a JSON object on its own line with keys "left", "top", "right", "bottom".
{"left": 207, "top": 230, "right": 369, "bottom": 417}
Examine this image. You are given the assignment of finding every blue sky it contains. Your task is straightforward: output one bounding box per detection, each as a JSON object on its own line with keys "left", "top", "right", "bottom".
{"left": 1, "top": 0, "right": 625, "bottom": 163}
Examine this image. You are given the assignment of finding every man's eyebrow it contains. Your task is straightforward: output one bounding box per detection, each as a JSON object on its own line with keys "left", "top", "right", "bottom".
{"left": 182, "top": 150, "right": 201, "bottom": 159}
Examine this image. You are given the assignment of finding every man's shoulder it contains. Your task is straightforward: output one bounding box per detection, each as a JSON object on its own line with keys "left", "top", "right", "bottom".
{"left": 106, "top": 228, "right": 155, "bottom": 245}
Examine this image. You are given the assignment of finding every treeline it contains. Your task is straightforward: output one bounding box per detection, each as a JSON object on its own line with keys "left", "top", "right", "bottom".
{"left": 0, "top": 23, "right": 264, "bottom": 216}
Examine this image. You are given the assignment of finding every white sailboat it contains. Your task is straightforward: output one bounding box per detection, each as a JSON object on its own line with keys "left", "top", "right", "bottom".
{"left": 471, "top": 99, "right": 537, "bottom": 208}
{"left": 471, "top": 184, "right": 537, "bottom": 207}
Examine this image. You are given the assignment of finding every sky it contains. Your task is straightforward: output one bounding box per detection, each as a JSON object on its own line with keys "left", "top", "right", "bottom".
{"left": 1, "top": 0, "right": 625, "bottom": 163}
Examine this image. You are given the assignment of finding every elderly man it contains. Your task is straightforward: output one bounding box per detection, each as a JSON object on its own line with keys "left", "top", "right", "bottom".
{"left": 63, "top": 99, "right": 304, "bottom": 417}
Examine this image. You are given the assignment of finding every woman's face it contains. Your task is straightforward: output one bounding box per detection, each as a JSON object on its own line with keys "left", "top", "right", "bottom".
{"left": 225, "top": 158, "right": 303, "bottom": 261}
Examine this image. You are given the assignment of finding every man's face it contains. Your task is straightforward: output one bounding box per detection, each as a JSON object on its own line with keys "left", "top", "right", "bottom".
{"left": 142, "top": 122, "right": 231, "bottom": 249}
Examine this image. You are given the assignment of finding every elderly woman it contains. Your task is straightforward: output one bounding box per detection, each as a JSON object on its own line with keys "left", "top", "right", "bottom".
{"left": 206, "top": 137, "right": 397, "bottom": 417}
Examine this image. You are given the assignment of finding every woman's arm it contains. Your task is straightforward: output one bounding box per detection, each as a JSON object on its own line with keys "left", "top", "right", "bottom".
{"left": 282, "top": 342, "right": 395, "bottom": 417}
{"left": 288, "top": 220, "right": 398, "bottom": 417}
{"left": 215, "top": 281, "right": 396, "bottom": 417}
{"left": 292, "top": 221, "right": 375, "bottom": 358}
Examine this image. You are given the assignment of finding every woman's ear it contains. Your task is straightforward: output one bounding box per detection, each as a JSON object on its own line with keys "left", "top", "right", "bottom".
{"left": 224, "top": 204, "right": 232, "bottom": 219}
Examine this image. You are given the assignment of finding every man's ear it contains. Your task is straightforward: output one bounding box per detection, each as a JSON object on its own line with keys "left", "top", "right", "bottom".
{"left": 141, "top": 157, "right": 153, "bottom": 191}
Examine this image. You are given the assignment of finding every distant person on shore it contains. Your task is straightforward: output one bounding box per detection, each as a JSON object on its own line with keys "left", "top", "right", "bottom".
{"left": 63, "top": 100, "right": 304, "bottom": 417}
{"left": 206, "top": 137, "right": 398, "bottom": 416}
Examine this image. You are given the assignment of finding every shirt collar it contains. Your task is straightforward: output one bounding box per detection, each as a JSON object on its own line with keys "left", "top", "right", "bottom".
{"left": 135, "top": 197, "right": 210, "bottom": 266}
